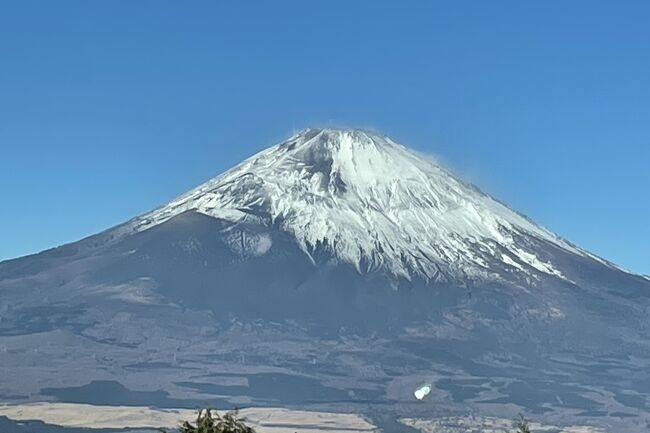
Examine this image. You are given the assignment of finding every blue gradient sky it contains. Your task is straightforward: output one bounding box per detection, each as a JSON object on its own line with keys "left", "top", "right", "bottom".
{"left": 1, "top": 1, "right": 648, "bottom": 274}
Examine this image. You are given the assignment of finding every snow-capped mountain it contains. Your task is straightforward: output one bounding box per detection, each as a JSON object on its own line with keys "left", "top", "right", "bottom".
{"left": 126, "top": 128, "right": 611, "bottom": 284}
{"left": 1, "top": 128, "right": 649, "bottom": 433}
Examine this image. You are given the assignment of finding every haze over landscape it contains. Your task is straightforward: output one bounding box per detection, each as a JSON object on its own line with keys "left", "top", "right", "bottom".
{"left": 1, "top": 2, "right": 649, "bottom": 433}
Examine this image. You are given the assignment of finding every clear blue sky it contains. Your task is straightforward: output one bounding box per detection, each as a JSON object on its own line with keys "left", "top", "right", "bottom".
{"left": 1, "top": 1, "right": 648, "bottom": 275}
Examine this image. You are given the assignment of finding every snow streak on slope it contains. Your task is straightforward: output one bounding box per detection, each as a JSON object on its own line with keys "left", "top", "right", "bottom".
{"left": 130, "top": 128, "right": 607, "bottom": 283}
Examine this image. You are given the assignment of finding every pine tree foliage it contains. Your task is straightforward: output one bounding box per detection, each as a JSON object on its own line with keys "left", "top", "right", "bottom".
{"left": 513, "top": 413, "right": 532, "bottom": 433}
{"left": 161, "top": 408, "right": 255, "bottom": 433}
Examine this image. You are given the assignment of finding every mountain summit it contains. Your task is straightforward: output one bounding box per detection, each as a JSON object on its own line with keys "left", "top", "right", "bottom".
{"left": 1, "top": 128, "right": 649, "bottom": 433}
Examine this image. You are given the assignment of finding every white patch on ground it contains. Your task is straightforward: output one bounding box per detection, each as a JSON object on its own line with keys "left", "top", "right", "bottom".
{"left": 253, "top": 233, "right": 273, "bottom": 255}
{"left": 400, "top": 416, "right": 608, "bottom": 433}
{"left": 0, "top": 403, "right": 377, "bottom": 433}
{"left": 414, "top": 384, "right": 432, "bottom": 400}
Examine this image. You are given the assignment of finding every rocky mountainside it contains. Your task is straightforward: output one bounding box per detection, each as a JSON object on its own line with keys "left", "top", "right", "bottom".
{"left": 1, "top": 128, "right": 649, "bottom": 432}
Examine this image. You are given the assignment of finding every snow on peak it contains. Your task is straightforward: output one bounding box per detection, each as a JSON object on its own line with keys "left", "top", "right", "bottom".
{"left": 131, "top": 128, "right": 601, "bottom": 283}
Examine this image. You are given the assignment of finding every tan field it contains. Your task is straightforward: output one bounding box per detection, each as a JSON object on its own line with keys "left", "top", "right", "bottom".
{"left": 0, "top": 402, "right": 377, "bottom": 433}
